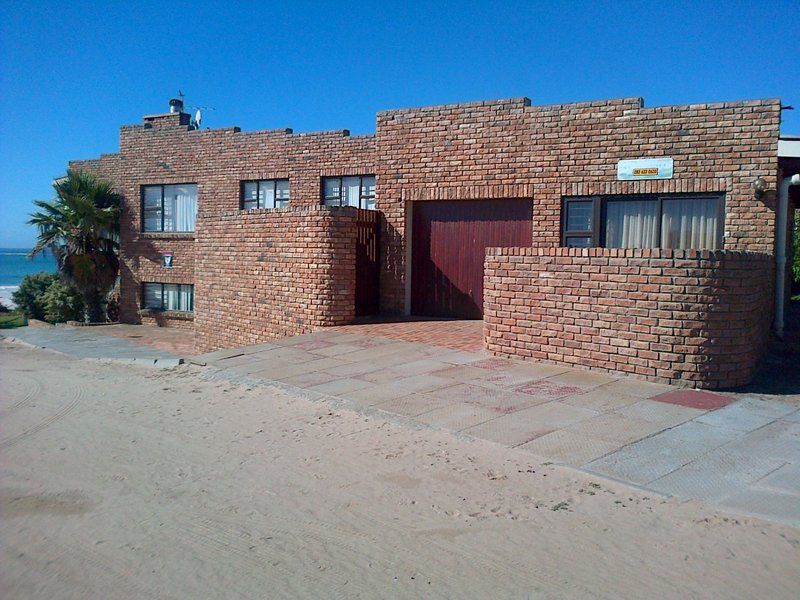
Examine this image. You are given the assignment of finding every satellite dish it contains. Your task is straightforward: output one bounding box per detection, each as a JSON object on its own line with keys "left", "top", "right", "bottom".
{"left": 195, "top": 109, "right": 202, "bottom": 128}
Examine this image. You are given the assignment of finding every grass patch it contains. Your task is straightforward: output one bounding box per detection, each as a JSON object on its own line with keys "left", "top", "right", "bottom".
{"left": 0, "top": 311, "right": 27, "bottom": 329}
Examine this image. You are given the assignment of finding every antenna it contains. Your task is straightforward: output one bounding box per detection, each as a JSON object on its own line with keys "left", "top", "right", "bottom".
{"left": 187, "top": 102, "right": 216, "bottom": 130}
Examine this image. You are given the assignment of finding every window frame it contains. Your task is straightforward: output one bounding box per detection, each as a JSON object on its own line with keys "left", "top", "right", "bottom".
{"left": 240, "top": 178, "right": 290, "bottom": 210}
{"left": 561, "top": 193, "right": 725, "bottom": 250}
{"left": 141, "top": 183, "right": 198, "bottom": 233}
{"left": 321, "top": 175, "right": 376, "bottom": 209}
{"left": 141, "top": 282, "right": 194, "bottom": 312}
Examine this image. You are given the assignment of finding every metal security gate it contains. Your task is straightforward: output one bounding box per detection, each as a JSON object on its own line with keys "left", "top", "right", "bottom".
{"left": 411, "top": 200, "right": 533, "bottom": 318}
{"left": 355, "top": 208, "right": 380, "bottom": 316}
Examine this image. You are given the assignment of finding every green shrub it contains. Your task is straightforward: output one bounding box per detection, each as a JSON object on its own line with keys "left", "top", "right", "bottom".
{"left": 11, "top": 272, "right": 58, "bottom": 320}
{"left": 42, "top": 280, "right": 85, "bottom": 323}
{"left": 0, "top": 301, "right": 10, "bottom": 313}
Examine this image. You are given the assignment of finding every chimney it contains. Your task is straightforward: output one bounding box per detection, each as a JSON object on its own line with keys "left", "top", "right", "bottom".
{"left": 169, "top": 97, "right": 185, "bottom": 114}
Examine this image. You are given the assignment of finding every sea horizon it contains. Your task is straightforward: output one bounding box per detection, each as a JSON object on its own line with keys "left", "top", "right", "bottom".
{"left": 0, "top": 247, "right": 57, "bottom": 308}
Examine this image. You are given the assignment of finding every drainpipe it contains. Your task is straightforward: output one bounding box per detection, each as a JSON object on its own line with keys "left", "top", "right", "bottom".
{"left": 775, "top": 172, "right": 800, "bottom": 337}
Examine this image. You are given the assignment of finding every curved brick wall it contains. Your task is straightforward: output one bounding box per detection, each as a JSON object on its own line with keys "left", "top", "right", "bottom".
{"left": 194, "top": 206, "right": 358, "bottom": 353}
{"left": 484, "top": 248, "right": 775, "bottom": 389}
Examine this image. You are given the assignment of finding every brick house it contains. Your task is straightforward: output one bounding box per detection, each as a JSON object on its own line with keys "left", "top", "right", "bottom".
{"left": 69, "top": 95, "right": 800, "bottom": 389}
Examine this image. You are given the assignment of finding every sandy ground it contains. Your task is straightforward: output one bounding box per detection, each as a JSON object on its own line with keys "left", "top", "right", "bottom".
{"left": 1, "top": 340, "right": 798, "bottom": 599}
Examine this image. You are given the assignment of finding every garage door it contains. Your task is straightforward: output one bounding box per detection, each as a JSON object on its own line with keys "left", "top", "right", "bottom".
{"left": 411, "top": 199, "right": 533, "bottom": 318}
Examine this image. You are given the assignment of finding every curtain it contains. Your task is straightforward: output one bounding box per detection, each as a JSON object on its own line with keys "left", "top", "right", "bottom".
{"left": 163, "top": 284, "right": 180, "bottom": 310}
{"left": 261, "top": 182, "right": 276, "bottom": 209}
{"left": 605, "top": 200, "right": 658, "bottom": 248}
{"left": 343, "top": 176, "right": 361, "bottom": 207}
{"left": 163, "top": 184, "right": 197, "bottom": 231}
{"left": 179, "top": 286, "right": 193, "bottom": 311}
{"left": 661, "top": 198, "right": 718, "bottom": 249}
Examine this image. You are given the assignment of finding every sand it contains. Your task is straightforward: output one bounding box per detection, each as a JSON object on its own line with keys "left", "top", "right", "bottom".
{"left": 1, "top": 339, "right": 798, "bottom": 599}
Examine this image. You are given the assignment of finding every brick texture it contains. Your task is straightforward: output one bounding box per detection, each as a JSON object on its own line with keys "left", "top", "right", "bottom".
{"left": 484, "top": 247, "right": 775, "bottom": 389}
{"left": 194, "top": 206, "right": 359, "bottom": 353}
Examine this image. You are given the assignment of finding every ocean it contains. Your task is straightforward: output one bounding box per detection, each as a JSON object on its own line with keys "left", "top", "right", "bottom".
{"left": 0, "top": 248, "right": 57, "bottom": 308}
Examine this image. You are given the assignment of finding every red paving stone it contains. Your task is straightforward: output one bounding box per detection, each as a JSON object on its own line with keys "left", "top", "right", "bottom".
{"left": 84, "top": 324, "right": 196, "bottom": 356}
{"left": 650, "top": 389, "right": 735, "bottom": 410}
{"left": 514, "top": 380, "right": 584, "bottom": 400}
{"left": 328, "top": 318, "right": 485, "bottom": 353}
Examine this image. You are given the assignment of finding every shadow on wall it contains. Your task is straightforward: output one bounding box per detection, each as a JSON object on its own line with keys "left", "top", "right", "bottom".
{"left": 742, "top": 299, "right": 800, "bottom": 396}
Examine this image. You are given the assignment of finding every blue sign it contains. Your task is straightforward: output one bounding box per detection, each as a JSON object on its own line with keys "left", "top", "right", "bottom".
{"left": 617, "top": 157, "right": 674, "bottom": 180}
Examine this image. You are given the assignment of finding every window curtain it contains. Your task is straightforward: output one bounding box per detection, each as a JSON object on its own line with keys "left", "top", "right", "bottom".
{"left": 163, "top": 284, "right": 180, "bottom": 310}
{"left": 661, "top": 198, "right": 718, "bottom": 249}
{"left": 163, "top": 185, "right": 197, "bottom": 231}
{"left": 343, "top": 176, "right": 361, "bottom": 208}
{"left": 261, "top": 182, "right": 276, "bottom": 209}
{"left": 179, "top": 286, "right": 193, "bottom": 311}
{"left": 605, "top": 200, "right": 658, "bottom": 248}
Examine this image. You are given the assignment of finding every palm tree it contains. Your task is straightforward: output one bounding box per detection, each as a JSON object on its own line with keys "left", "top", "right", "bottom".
{"left": 29, "top": 169, "right": 121, "bottom": 322}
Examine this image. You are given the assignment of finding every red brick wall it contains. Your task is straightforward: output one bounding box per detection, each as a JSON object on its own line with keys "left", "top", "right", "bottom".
{"left": 194, "top": 206, "right": 359, "bottom": 353}
{"left": 376, "top": 97, "right": 780, "bottom": 313}
{"left": 484, "top": 247, "right": 774, "bottom": 389}
{"left": 71, "top": 112, "right": 375, "bottom": 328}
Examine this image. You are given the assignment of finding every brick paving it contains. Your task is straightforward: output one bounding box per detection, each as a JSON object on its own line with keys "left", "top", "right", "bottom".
{"left": 89, "top": 324, "right": 196, "bottom": 356}
{"left": 196, "top": 329, "right": 800, "bottom": 525}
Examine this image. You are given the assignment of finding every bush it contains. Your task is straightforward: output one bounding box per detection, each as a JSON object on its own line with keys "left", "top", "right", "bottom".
{"left": 12, "top": 272, "right": 58, "bottom": 320}
{"left": 0, "top": 301, "right": 10, "bottom": 313}
{"left": 43, "top": 280, "right": 85, "bottom": 323}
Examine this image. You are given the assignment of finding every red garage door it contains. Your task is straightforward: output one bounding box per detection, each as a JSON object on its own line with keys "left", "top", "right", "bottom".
{"left": 411, "top": 199, "right": 533, "bottom": 319}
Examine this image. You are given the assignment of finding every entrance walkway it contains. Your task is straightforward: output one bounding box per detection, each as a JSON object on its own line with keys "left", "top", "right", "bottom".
{"left": 194, "top": 329, "right": 800, "bottom": 525}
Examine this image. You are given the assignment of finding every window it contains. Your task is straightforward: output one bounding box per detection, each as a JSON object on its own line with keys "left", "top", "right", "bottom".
{"left": 322, "top": 175, "right": 376, "bottom": 209}
{"left": 142, "top": 283, "right": 194, "bottom": 312}
{"left": 241, "top": 179, "right": 290, "bottom": 209}
{"left": 142, "top": 184, "right": 197, "bottom": 232}
{"left": 562, "top": 194, "right": 723, "bottom": 250}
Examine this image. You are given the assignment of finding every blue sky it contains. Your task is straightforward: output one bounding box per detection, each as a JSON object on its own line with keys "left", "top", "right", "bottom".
{"left": 1, "top": 0, "right": 798, "bottom": 247}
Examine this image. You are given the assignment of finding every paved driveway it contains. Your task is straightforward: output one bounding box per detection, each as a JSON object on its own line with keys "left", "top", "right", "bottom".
{"left": 194, "top": 329, "right": 800, "bottom": 525}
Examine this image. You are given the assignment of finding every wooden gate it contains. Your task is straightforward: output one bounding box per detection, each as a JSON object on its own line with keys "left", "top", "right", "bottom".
{"left": 411, "top": 200, "right": 533, "bottom": 318}
{"left": 355, "top": 208, "right": 380, "bottom": 316}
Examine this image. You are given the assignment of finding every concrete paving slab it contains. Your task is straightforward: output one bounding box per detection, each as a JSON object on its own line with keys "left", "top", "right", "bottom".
{"left": 513, "top": 380, "right": 585, "bottom": 401}
{"left": 508, "top": 401, "right": 599, "bottom": 431}
{"left": 754, "top": 463, "right": 800, "bottom": 493}
{"left": 416, "top": 404, "right": 498, "bottom": 431}
{"left": 784, "top": 409, "right": 800, "bottom": 423}
{"left": 722, "top": 422, "right": 800, "bottom": 463}
{"left": 462, "top": 413, "right": 556, "bottom": 447}
{"left": 518, "top": 429, "right": 623, "bottom": 465}
{"left": 586, "top": 421, "right": 739, "bottom": 484}
{"left": 431, "top": 364, "right": 492, "bottom": 382}
{"left": 308, "top": 342, "right": 368, "bottom": 357}
{"left": 391, "top": 358, "right": 453, "bottom": 377}
{"left": 468, "top": 368, "right": 543, "bottom": 389}
{"left": 647, "top": 448, "right": 787, "bottom": 502}
{"left": 239, "top": 342, "right": 281, "bottom": 354}
{"left": 599, "top": 378, "right": 673, "bottom": 399}
{"left": 564, "top": 412, "right": 666, "bottom": 445}
{"left": 322, "top": 360, "right": 384, "bottom": 378}
{"left": 373, "top": 393, "right": 456, "bottom": 418}
{"left": 354, "top": 368, "right": 409, "bottom": 384}
{"left": 431, "top": 349, "right": 487, "bottom": 365}
{"left": 430, "top": 383, "right": 549, "bottom": 413}
{"left": 616, "top": 399, "right": 705, "bottom": 427}
{"left": 506, "top": 362, "right": 572, "bottom": 379}
{"left": 307, "top": 377, "right": 374, "bottom": 396}
{"left": 719, "top": 488, "right": 800, "bottom": 525}
{"left": 545, "top": 369, "right": 617, "bottom": 389}
{"left": 695, "top": 397, "right": 797, "bottom": 432}
{"left": 276, "top": 370, "right": 340, "bottom": 388}
{"left": 560, "top": 387, "right": 643, "bottom": 413}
